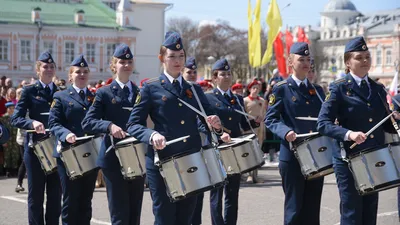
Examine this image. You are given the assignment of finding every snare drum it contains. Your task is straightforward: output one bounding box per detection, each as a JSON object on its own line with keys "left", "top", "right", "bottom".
{"left": 32, "top": 135, "right": 57, "bottom": 174}
{"left": 114, "top": 137, "right": 147, "bottom": 180}
{"left": 217, "top": 134, "right": 264, "bottom": 175}
{"left": 60, "top": 136, "right": 101, "bottom": 180}
{"left": 348, "top": 142, "right": 400, "bottom": 195}
{"left": 384, "top": 132, "right": 400, "bottom": 144}
{"left": 160, "top": 147, "right": 227, "bottom": 202}
{"left": 294, "top": 135, "right": 337, "bottom": 180}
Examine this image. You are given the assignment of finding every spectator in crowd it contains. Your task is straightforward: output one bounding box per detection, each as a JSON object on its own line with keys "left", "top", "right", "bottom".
{"left": 0, "top": 76, "right": 6, "bottom": 88}
{"left": 231, "top": 83, "right": 244, "bottom": 96}
{"left": 6, "top": 88, "right": 17, "bottom": 105}
{"left": 5, "top": 78, "right": 12, "bottom": 89}
{"left": 0, "top": 102, "right": 19, "bottom": 177}
{"left": 0, "top": 93, "right": 7, "bottom": 117}
{"left": 268, "top": 68, "right": 284, "bottom": 84}
{"left": 30, "top": 77, "right": 37, "bottom": 84}
{"left": 57, "top": 79, "right": 67, "bottom": 90}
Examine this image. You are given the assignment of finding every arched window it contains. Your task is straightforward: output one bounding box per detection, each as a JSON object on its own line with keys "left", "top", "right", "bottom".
{"left": 343, "top": 30, "right": 347, "bottom": 38}
{"left": 335, "top": 18, "right": 338, "bottom": 26}
{"left": 376, "top": 49, "right": 382, "bottom": 65}
{"left": 386, "top": 50, "right": 392, "bottom": 65}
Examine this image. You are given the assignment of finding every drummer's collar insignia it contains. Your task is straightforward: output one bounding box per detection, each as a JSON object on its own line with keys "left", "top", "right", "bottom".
{"left": 325, "top": 92, "right": 331, "bottom": 101}
{"left": 135, "top": 92, "right": 141, "bottom": 105}
{"left": 216, "top": 103, "right": 220, "bottom": 107}
{"left": 162, "top": 95, "right": 167, "bottom": 101}
{"left": 113, "top": 85, "right": 117, "bottom": 89}
{"left": 50, "top": 99, "right": 56, "bottom": 108}
{"left": 69, "top": 91, "right": 73, "bottom": 95}
{"left": 161, "top": 79, "right": 165, "bottom": 83}
{"left": 111, "top": 98, "right": 116, "bottom": 104}
{"left": 269, "top": 94, "right": 276, "bottom": 106}
{"left": 87, "top": 96, "right": 94, "bottom": 102}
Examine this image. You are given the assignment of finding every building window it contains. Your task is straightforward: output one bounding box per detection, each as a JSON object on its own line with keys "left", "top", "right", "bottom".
{"left": 106, "top": 43, "right": 117, "bottom": 62}
{"left": 335, "top": 18, "right": 338, "bottom": 26}
{"left": 20, "top": 40, "right": 32, "bottom": 61}
{"left": 65, "top": 42, "right": 75, "bottom": 63}
{"left": 330, "top": 31, "right": 333, "bottom": 38}
{"left": 86, "top": 43, "right": 96, "bottom": 63}
{"left": 343, "top": 30, "right": 347, "bottom": 38}
{"left": 0, "top": 40, "right": 8, "bottom": 61}
{"left": 376, "top": 49, "right": 382, "bottom": 65}
{"left": 336, "top": 31, "right": 340, "bottom": 38}
{"left": 338, "top": 56, "right": 343, "bottom": 69}
{"left": 43, "top": 41, "right": 55, "bottom": 62}
{"left": 386, "top": 50, "right": 392, "bottom": 65}
{"left": 324, "top": 31, "right": 328, "bottom": 39}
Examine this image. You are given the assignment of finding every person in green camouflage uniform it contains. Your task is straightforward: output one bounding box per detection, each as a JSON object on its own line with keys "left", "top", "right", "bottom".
{"left": 1, "top": 102, "right": 20, "bottom": 175}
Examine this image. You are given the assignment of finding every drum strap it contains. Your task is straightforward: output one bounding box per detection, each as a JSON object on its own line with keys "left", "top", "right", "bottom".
{"left": 310, "top": 83, "right": 324, "bottom": 103}
{"left": 234, "top": 95, "right": 256, "bottom": 135}
{"left": 190, "top": 85, "right": 219, "bottom": 145}
{"left": 339, "top": 141, "right": 348, "bottom": 162}
{"left": 378, "top": 92, "right": 400, "bottom": 136}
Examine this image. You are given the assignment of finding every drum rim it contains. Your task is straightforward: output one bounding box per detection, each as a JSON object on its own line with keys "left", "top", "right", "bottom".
{"left": 168, "top": 180, "right": 227, "bottom": 202}
{"left": 218, "top": 134, "right": 256, "bottom": 149}
{"left": 348, "top": 141, "right": 400, "bottom": 159}
{"left": 60, "top": 135, "right": 102, "bottom": 152}
{"left": 160, "top": 148, "right": 203, "bottom": 163}
{"left": 34, "top": 134, "right": 54, "bottom": 143}
{"left": 294, "top": 133, "right": 324, "bottom": 146}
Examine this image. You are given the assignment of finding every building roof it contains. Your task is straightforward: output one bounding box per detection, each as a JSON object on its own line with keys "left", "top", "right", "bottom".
{"left": 324, "top": 0, "right": 357, "bottom": 12}
{"left": 0, "top": 0, "right": 139, "bottom": 30}
{"left": 348, "top": 8, "right": 400, "bottom": 34}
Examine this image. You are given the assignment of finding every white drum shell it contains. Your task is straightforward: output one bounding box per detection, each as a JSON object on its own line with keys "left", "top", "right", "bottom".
{"left": 115, "top": 138, "right": 147, "bottom": 179}
{"left": 60, "top": 137, "right": 101, "bottom": 180}
{"left": 160, "top": 148, "right": 226, "bottom": 202}
{"left": 33, "top": 135, "right": 57, "bottom": 174}
{"left": 295, "top": 136, "right": 336, "bottom": 180}
{"left": 218, "top": 134, "right": 264, "bottom": 175}
{"left": 349, "top": 144, "right": 400, "bottom": 195}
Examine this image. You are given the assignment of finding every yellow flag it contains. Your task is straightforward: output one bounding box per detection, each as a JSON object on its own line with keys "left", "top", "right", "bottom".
{"left": 251, "top": 0, "right": 262, "bottom": 67}
{"left": 247, "top": 0, "right": 253, "bottom": 67}
{"left": 261, "top": 0, "right": 282, "bottom": 65}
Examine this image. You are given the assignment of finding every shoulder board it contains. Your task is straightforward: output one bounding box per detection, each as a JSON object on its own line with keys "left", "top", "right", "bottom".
{"left": 145, "top": 77, "right": 158, "bottom": 85}
{"left": 333, "top": 78, "right": 346, "bottom": 85}
{"left": 275, "top": 80, "right": 287, "bottom": 87}
{"left": 205, "top": 90, "right": 213, "bottom": 94}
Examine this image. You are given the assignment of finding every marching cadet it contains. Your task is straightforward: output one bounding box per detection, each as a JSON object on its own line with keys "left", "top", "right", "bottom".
{"left": 206, "top": 58, "right": 261, "bottom": 225}
{"left": 48, "top": 55, "right": 97, "bottom": 225}
{"left": 126, "top": 32, "right": 223, "bottom": 225}
{"left": 265, "top": 43, "right": 325, "bottom": 225}
{"left": 10, "top": 51, "right": 61, "bottom": 224}
{"left": 243, "top": 79, "right": 266, "bottom": 183}
{"left": 82, "top": 44, "right": 145, "bottom": 225}
{"left": 183, "top": 57, "right": 198, "bottom": 83}
{"left": 317, "top": 36, "right": 400, "bottom": 225}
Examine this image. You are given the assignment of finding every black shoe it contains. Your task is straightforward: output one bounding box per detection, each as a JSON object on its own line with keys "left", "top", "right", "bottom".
{"left": 15, "top": 185, "right": 24, "bottom": 193}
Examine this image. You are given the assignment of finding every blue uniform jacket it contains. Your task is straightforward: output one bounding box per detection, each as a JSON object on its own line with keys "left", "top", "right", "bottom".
{"left": 126, "top": 74, "right": 215, "bottom": 161}
{"left": 49, "top": 85, "right": 95, "bottom": 157}
{"left": 205, "top": 89, "right": 252, "bottom": 139}
{"left": 317, "top": 74, "right": 395, "bottom": 158}
{"left": 81, "top": 79, "right": 139, "bottom": 169}
{"left": 11, "top": 81, "right": 58, "bottom": 144}
{"left": 265, "top": 76, "right": 325, "bottom": 162}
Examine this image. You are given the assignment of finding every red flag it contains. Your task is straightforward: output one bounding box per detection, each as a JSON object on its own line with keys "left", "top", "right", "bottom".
{"left": 274, "top": 32, "right": 288, "bottom": 78}
{"left": 285, "top": 30, "right": 293, "bottom": 56}
{"left": 297, "top": 26, "right": 309, "bottom": 43}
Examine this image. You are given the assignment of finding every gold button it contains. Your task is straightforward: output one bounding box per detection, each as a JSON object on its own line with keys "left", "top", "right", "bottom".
{"left": 229, "top": 117, "right": 232, "bottom": 120}
{"left": 83, "top": 107, "right": 87, "bottom": 110}
{"left": 181, "top": 120, "right": 185, "bottom": 125}
{"left": 306, "top": 101, "right": 310, "bottom": 105}
{"left": 228, "top": 106, "right": 231, "bottom": 109}
{"left": 367, "top": 103, "right": 371, "bottom": 107}
{"left": 370, "top": 134, "right": 374, "bottom": 139}
{"left": 310, "top": 130, "right": 313, "bottom": 133}
{"left": 369, "top": 118, "right": 373, "bottom": 122}
{"left": 183, "top": 139, "right": 187, "bottom": 143}
{"left": 178, "top": 103, "right": 182, "bottom": 107}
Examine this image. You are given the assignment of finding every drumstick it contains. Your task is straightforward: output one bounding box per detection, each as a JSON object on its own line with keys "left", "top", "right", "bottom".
{"left": 40, "top": 112, "right": 50, "bottom": 116}
{"left": 26, "top": 129, "right": 50, "bottom": 133}
{"left": 223, "top": 126, "right": 231, "bottom": 134}
{"left": 177, "top": 98, "right": 207, "bottom": 120}
{"left": 234, "top": 109, "right": 256, "bottom": 120}
{"left": 231, "top": 137, "right": 252, "bottom": 142}
{"left": 75, "top": 135, "right": 95, "bottom": 141}
{"left": 350, "top": 112, "right": 395, "bottom": 149}
{"left": 296, "top": 132, "right": 319, "bottom": 138}
{"left": 295, "top": 117, "right": 318, "bottom": 121}
{"left": 166, "top": 135, "right": 191, "bottom": 146}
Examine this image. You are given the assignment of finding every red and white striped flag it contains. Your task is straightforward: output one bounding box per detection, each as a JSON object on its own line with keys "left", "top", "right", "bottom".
{"left": 387, "top": 70, "right": 399, "bottom": 110}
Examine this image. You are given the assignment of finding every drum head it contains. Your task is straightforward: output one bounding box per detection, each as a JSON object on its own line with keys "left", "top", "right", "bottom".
{"left": 295, "top": 133, "right": 322, "bottom": 146}
{"left": 61, "top": 135, "right": 101, "bottom": 151}
{"left": 218, "top": 134, "right": 256, "bottom": 149}
{"left": 349, "top": 142, "right": 400, "bottom": 159}
{"left": 116, "top": 137, "right": 140, "bottom": 146}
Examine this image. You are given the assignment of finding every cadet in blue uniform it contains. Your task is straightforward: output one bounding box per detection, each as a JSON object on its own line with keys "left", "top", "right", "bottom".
{"left": 81, "top": 44, "right": 145, "bottom": 225}
{"left": 206, "top": 58, "right": 260, "bottom": 225}
{"left": 126, "top": 32, "right": 223, "bottom": 225}
{"left": 265, "top": 43, "right": 325, "bottom": 225}
{"left": 317, "top": 36, "right": 399, "bottom": 225}
{"left": 0, "top": 121, "right": 10, "bottom": 144}
{"left": 11, "top": 51, "right": 61, "bottom": 225}
{"left": 393, "top": 94, "right": 400, "bottom": 222}
{"left": 49, "top": 55, "right": 97, "bottom": 225}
